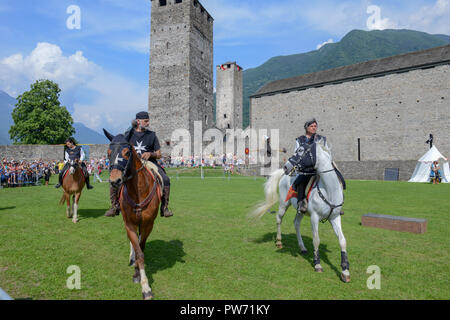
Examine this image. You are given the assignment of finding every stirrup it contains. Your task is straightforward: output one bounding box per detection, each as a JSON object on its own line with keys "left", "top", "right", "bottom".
{"left": 164, "top": 210, "right": 173, "bottom": 218}
{"left": 160, "top": 206, "right": 173, "bottom": 218}
{"left": 300, "top": 200, "right": 308, "bottom": 214}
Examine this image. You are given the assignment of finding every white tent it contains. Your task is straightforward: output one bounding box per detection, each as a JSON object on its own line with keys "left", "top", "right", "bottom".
{"left": 409, "top": 146, "right": 449, "bottom": 183}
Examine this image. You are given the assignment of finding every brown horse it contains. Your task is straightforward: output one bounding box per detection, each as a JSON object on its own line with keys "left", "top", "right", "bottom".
{"left": 59, "top": 159, "right": 85, "bottom": 223}
{"left": 104, "top": 129, "right": 162, "bottom": 300}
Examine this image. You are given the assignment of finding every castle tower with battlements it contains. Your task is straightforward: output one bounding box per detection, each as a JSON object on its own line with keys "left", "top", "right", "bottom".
{"left": 148, "top": 0, "right": 214, "bottom": 154}
{"left": 215, "top": 62, "right": 244, "bottom": 130}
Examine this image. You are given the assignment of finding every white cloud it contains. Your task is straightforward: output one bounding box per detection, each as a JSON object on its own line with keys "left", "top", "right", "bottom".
{"left": 207, "top": 0, "right": 449, "bottom": 44}
{"left": 316, "top": 39, "right": 334, "bottom": 50}
{"left": 0, "top": 42, "right": 147, "bottom": 133}
{"left": 0, "top": 42, "right": 98, "bottom": 96}
{"left": 407, "top": 0, "right": 450, "bottom": 34}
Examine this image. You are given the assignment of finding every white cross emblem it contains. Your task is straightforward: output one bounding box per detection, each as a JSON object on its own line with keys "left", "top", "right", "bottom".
{"left": 114, "top": 154, "right": 123, "bottom": 165}
{"left": 134, "top": 141, "right": 147, "bottom": 155}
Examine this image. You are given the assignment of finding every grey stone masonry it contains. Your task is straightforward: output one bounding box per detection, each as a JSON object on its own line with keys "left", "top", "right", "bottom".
{"left": 334, "top": 160, "right": 418, "bottom": 181}
{"left": 251, "top": 63, "right": 450, "bottom": 163}
{"left": 216, "top": 62, "right": 244, "bottom": 130}
{"left": 148, "top": 0, "right": 214, "bottom": 155}
{"left": 0, "top": 144, "right": 109, "bottom": 162}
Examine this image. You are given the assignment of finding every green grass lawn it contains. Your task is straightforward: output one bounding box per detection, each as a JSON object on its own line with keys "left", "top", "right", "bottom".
{"left": 0, "top": 173, "right": 449, "bottom": 300}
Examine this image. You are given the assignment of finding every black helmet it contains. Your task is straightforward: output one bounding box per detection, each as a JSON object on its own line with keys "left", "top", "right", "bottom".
{"left": 65, "top": 137, "right": 76, "bottom": 145}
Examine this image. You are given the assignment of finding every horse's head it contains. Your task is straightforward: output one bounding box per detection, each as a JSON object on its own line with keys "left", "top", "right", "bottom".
{"left": 287, "top": 143, "right": 316, "bottom": 173}
{"left": 68, "top": 159, "right": 79, "bottom": 175}
{"left": 104, "top": 129, "right": 134, "bottom": 188}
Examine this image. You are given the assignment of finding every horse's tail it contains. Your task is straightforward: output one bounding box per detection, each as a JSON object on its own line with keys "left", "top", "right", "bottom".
{"left": 249, "top": 169, "right": 285, "bottom": 219}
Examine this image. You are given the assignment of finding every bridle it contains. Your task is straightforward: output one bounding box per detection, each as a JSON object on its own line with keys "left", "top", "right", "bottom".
{"left": 109, "top": 142, "right": 144, "bottom": 184}
{"left": 68, "top": 159, "right": 80, "bottom": 174}
{"left": 289, "top": 145, "right": 316, "bottom": 176}
{"left": 108, "top": 141, "right": 157, "bottom": 221}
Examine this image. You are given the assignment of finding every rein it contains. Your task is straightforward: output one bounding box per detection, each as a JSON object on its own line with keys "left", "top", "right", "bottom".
{"left": 121, "top": 177, "right": 158, "bottom": 222}
{"left": 290, "top": 145, "right": 316, "bottom": 176}
{"left": 312, "top": 167, "right": 344, "bottom": 223}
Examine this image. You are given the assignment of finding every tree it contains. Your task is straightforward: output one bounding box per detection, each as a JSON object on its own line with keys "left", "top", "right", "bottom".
{"left": 9, "top": 79, "right": 75, "bottom": 145}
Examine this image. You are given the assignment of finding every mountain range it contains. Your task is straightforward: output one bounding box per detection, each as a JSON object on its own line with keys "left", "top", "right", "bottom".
{"left": 239, "top": 29, "right": 450, "bottom": 127}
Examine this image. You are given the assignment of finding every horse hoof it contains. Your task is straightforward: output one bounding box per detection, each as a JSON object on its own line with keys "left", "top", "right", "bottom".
{"left": 341, "top": 273, "right": 351, "bottom": 283}
{"left": 72, "top": 219, "right": 78, "bottom": 224}
{"left": 276, "top": 243, "right": 283, "bottom": 249}
{"left": 315, "top": 266, "right": 323, "bottom": 273}
{"left": 142, "top": 291, "right": 153, "bottom": 300}
{"left": 133, "top": 276, "right": 140, "bottom": 284}
{"left": 300, "top": 250, "right": 308, "bottom": 256}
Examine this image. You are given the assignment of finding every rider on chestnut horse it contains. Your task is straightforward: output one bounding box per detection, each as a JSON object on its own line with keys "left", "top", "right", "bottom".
{"left": 55, "top": 137, "right": 94, "bottom": 190}
{"left": 104, "top": 111, "right": 173, "bottom": 218}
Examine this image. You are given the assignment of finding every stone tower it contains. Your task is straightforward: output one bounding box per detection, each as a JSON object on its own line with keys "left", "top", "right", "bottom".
{"left": 149, "top": 0, "right": 214, "bottom": 154}
{"left": 215, "top": 62, "right": 243, "bottom": 130}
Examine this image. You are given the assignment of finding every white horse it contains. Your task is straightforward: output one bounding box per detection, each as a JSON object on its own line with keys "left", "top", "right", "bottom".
{"left": 251, "top": 139, "right": 350, "bottom": 282}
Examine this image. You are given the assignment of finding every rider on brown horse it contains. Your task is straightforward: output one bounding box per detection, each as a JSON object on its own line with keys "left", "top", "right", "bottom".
{"left": 105, "top": 111, "right": 173, "bottom": 218}
{"left": 55, "top": 137, "right": 94, "bottom": 190}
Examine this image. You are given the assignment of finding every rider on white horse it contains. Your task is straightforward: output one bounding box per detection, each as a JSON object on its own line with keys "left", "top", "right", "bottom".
{"left": 290, "top": 118, "right": 327, "bottom": 214}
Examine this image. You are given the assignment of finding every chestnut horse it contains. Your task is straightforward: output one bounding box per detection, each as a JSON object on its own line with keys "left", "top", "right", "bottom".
{"left": 59, "top": 159, "right": 85, "bottom": 223}
{"left": 104, "top": 129, "right": 162, "bottom": 300}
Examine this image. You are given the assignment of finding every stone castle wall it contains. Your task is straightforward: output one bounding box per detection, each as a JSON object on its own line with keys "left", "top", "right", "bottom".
{"left": 148, "top": 0, "right": 213, "bottom": 155}
{"left": 250, "top": 64, "right": 450, "bottom": 162}
{"left": 216, "top": 62, "right": 243, "bottom": 130}
{"left": 0, "top": 145, "right": 109, "bottom": 162}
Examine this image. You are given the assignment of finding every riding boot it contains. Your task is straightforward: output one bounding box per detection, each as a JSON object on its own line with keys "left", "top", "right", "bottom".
{"left": 160, "top": 186, "right": 173, "bottom": 218}
{"left": 105, "top": 185, "right": 120, "bottom": 217}
{"left": 299, "top": 199, "right": 308, "bottom": 214}
{"left": 296, "top": 183, "right": 308, "bottom": 214}
{"left": 83, "top": 166, "right": 94, "bottom": 190}
{"left": 54, "top": 170, "right": 64, "bottom": 188}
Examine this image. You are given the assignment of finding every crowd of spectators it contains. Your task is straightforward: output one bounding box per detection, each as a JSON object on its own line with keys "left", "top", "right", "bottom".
{"left": 165, "top": 154, "right": 250, "bottom": 173}
{"left": 1, "top": 156, "right": 110, "bottom": 188}
{"left": 0, "top": 158, "right": 56, "bottom": 188}
{"left": 1, "top": 153, "right": 253, "bottom": 187}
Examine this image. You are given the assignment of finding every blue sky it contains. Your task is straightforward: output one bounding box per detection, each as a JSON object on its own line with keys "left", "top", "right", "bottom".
{"left": 0, "top": 0, "right": 449, "bottom": 133}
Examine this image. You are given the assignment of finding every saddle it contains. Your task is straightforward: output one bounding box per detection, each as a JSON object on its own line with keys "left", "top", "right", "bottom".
{"left": 285, "top": 176, "right": 316, "bottom": 203}
{"left": 141, "top": 160, "right": 164, "bottom": 191}
{"left": 284, "top": 163, "right": 346, "bottom": 203}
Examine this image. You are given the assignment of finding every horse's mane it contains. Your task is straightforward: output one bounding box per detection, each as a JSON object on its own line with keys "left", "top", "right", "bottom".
{"left": 316, "top": 137, "right": 332, "bottom": 157}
